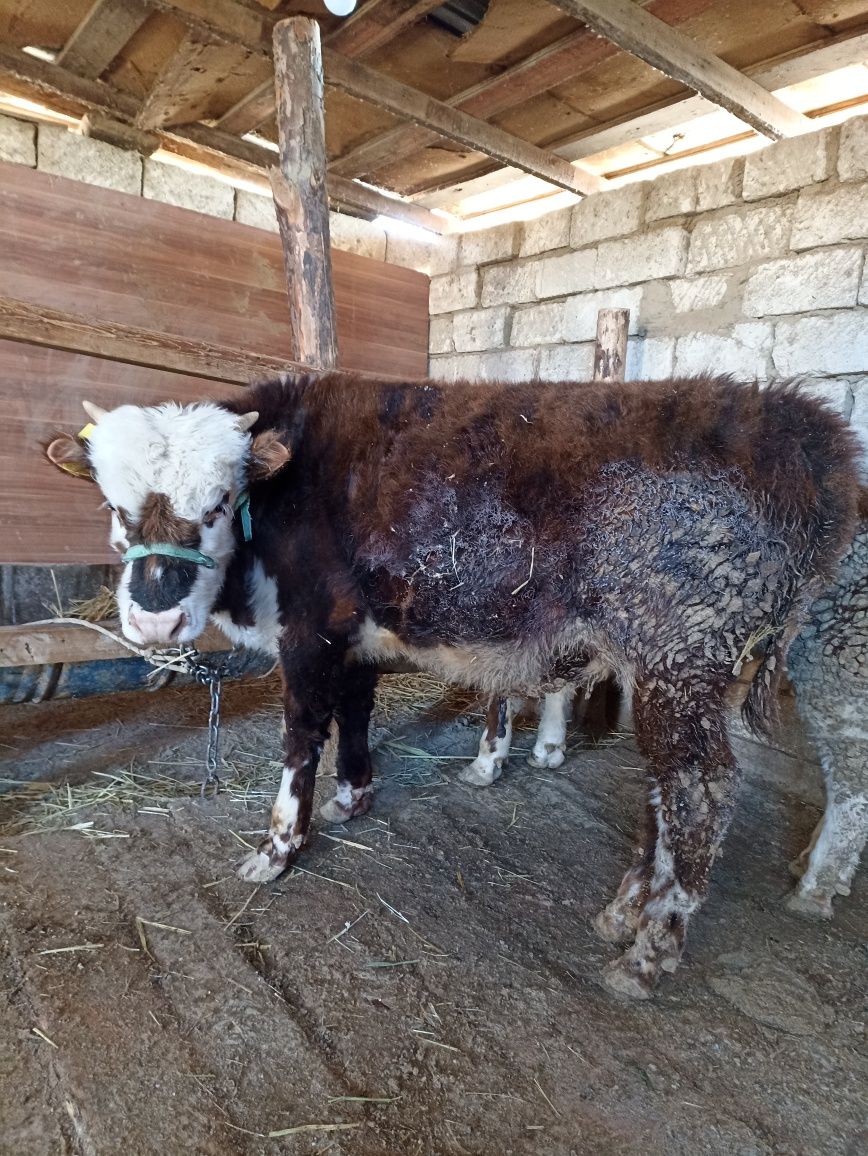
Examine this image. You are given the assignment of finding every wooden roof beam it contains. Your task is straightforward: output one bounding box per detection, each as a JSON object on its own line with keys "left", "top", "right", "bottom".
{"left": 549, "top": 0, "right": 812, "bottom": 140}
{"left": 329, "top": 0, "right": 711, "bottom": 180}
{"left": 0, "top": 45, "right": 450, "bottom": 234}
{"left": 322, "top": 49, "right": 606, "bottom": 197}
{"left": 217, "top": 0, "right": 444, "bottom": 139}
{"left": 56, "top": 0, "right": 152, "bottom": 79}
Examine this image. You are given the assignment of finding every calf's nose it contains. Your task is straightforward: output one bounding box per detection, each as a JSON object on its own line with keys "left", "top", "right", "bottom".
{"left": 128, "top": 607, "right": 187, "bottom": 644}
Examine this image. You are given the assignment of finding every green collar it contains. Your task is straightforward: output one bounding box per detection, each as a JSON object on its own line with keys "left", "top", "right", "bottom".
{"left": 122, "top": 490, "right": 253, "bottom": 569}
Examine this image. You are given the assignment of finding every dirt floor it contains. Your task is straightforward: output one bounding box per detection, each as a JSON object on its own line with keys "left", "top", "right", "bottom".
{"left": 0, "top": 672, "right": 866, "bottom": 1156}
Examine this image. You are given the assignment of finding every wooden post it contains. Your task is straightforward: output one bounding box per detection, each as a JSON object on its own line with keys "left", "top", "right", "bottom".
{"left": 270, "top": 17, "right": 338, "bottom": 370}
{"left": 593, "top": 308, "right": 629, "bottom": 383}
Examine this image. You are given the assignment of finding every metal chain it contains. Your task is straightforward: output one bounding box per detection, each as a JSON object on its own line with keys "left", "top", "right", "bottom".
{"left": 150, "top": 648, "right": 236, "bottom": 798}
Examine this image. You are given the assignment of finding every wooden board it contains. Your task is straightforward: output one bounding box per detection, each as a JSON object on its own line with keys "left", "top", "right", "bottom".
{"left": 0, "top": 618, "right": 231, "bottom": 667}
{"left": 0, "top": 160, "right": 429, "bottom": 565}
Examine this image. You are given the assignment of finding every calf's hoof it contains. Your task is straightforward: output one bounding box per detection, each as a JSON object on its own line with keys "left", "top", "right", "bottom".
{"left": 527, "top": 744, "right": 565, "bottom": 770}
{"left": 459, "top": 759, "right": 503, "bottom": 787}
{"left": 785, "top": 886, "right": 834, "bottom": 921}
{"left": 788, "top": 850, "right": 809, "bottom": 880}
{"left": 320, "top": 785, "right": 373, "bottom": 824}
{"left": 237, "top": 835, "right": 296, "bottom": 884}
{"left": 601, "top": 958, "right": 653, "bottom": 1001}
{"left": 593, "top": 906, "right": 638, "bottom": 948}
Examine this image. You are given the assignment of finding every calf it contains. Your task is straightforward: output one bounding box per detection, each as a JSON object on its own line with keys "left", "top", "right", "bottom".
{"left": 46, "top": 373, "right": 858, "bottom": 998}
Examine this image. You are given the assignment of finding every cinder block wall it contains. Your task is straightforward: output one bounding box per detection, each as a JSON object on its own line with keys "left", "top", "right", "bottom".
{"left": 428, "top": 116, "right": 868, "bottom": 455}
{"left": 0, "top": 113, "right": 456, "bottom": 277}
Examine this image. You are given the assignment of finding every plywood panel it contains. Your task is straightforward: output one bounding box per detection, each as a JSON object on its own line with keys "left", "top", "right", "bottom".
{"left": 0, "top": 161, "right": 429, "bottom": 564}
{"left": 0, "top": 161, "right": 429, "bottom": 376}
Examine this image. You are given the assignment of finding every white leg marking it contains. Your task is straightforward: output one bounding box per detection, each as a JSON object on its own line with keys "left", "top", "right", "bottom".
{"left": 238, "top": 766, "right": 299, "bottom": 883}
{"left": 528, "top": 688, "right": 572, "bottom": 769}
{"left": 320, "top": 781, "right": 374, "bottom": 824}
{"left": 789, "top": 789, "right": 868, "bottom": 919}
{"left": 461, "top": 698, "right": 521, "bottom": 787}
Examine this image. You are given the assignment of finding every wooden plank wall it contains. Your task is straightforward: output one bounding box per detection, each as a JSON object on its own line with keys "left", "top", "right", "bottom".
{"left": 0, "top": 161, "right": 429, "bottom": 565}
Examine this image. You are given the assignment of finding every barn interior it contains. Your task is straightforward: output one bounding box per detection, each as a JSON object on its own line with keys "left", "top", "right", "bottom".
{"left": 1, "top": 2, "right": 867, "bottom": 1154}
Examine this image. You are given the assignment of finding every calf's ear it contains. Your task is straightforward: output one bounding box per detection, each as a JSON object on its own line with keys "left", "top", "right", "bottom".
{"left": 45, "top": 433, "right": 95, "bottom": 481}
{"left": 248, "top": 429, "right": 292, "bottom": 480}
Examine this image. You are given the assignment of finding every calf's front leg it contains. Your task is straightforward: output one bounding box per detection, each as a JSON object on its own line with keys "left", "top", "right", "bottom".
{"left": 320, "top": 662, "right": 378, "bottom": 823}
{"left": 238, "top": 647, "right": 339, "bottom": 884}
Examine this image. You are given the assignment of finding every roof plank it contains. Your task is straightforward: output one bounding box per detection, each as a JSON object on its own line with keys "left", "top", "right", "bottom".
{"left": 217, "top": 0, "right": 443, "bottom": 139}
{"left": 329, "top": 0, "right": 711, "bottom": 180}
{"left": 56, "top": 0, "right": 153, "bottom": 80}
{"left": 548, "top": 0, "right": 812, "bottom": 139}
{"left": 322, "top": 48, "right": 606, "bottom": 196}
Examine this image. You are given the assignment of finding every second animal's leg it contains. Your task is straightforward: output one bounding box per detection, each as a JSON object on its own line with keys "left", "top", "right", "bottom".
{"left": 461, "top": 696, "right": 522, "bottom": 787}
{"left": 321, "top": 662, "right": 378, "bottom": 824}
{"left": 602, "top": 677, "right": 738, "bottom": 999}
{"left": 528, "top": 687, "right": 573, "bottom": 769}
{"left": 594, "top": 798, "right": 657, "bottom": 948}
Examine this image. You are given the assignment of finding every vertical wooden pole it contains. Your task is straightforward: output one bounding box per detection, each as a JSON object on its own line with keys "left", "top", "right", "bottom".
{"left": 270, "top": 17, "right": 338, "bottom": 370}
{"left": 593, "top": 308, "right": 629, "bottom": 383}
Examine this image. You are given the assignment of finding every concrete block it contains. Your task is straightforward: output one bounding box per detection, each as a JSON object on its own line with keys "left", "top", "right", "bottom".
{"left": 511, "top": 301, "right": 565, "bottom": 347}
{"left": 0, "top": 113, "right": 35, "bottom": 166}
{"left": 626, "top": 336, "right": 676, "bottom": 381}
{"left": 570, "top": 183, "right": 644, "bottom": 248}
{"left": 688, "top": 204, "right": 792, "bottom": 272}
{"left": 793, "top": 377, "right": 855, "bottom": 419}
{"left": 695, "top": 157, "right": 742, "bottom": 212}
{"left": 430, "top": 267, "right": 478, "bottom": 314}
{"left": 538, "top": 342, "right": 595, "bottom": 382}
{"left": 39, "top": 124, "right": 141, "bottom": 194}
{"left": 772, "top": 311, "right": 868, "bottom": 376}
{"left": 143, "top": 157, "right": 233, "bottom": 217}
{"left": 386, "top": 233, "right": 458, "bottom": 275}
{"left": 327, "top": 212, "right": 388, "bottom": 260}
{"left": 838, "top": 115, "right": 868, "bottom": 181}
{"left": 480, "top": 261, "right": 537, "bottom": 306}
{"left": 595, "top": 226, "right": 688, "bottom": 288}
{"left": 428, "top": 352, "right": 481, "bottom": 382}
{"left": 429, "top": 315, "right": 454, "bottom": 355}
{"left": 669, "top": 274, "right": 728, "bottom": 313}
{"left": 235, "top": 190, "right": 278, "bottom": 232}
{"left": 675, "top": 322, "right": 773, "bottom": 377}
{"left": 452, "top": 306, "right": 510, "bottom": 352}
{"left": 475, "top": 348, "right": 538, "bottom": 382}
{"left": 562, "top": 286, "right": 643, "bottom": 343}
{"left": 459, "top": 223, "right": 518, "bottom": 266}
{"left": 535, "top": 249, "right": 596, "bottom": 298}
{"left": 742, "top": 128, "right": 831, "bottom": 201}
{"left": 520, "top": 206, "right": 572, "bottom": 256}
{"left": 791, "top": 183, "right": 868, "bottom": 250}
{"left": 744, "top": 248, "right": 863, "bottom": 317}
{"left": 645, "top": 168, "right": 697, "bottom": 221}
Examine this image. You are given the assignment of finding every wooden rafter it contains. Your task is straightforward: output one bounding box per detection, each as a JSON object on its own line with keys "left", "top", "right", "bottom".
{"left": 330, "top": 0, "right": 714, "bottom": 179}
{"left": 548, "top": 0, "right": 812, "bottom": 140}
{"left": 418, "top": 28, "right": 868, "bottom": 211}
{"left": 136, "top": 31, "right": 219, "bottom": 131}
{"left": 56, "top": 0, "right": 152, "bottom": 80}
{"left": 218, "top": 0, "right": 443, "bottom": 139}
{"left": 322, "top": 48, "right": 606, "bottom": 197}
{"left": 0, "top": 44, "right": 449, "bottom": 232}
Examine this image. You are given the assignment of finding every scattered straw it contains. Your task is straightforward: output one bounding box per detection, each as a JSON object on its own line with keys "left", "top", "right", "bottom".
{"left": 268, "top": 1123, "right": 361, "bottom": 1138}
{"left": 66, "top": 586, "right": 118, "bottom": 623}
{"left": 224, "top": 886, "right": 261, "bottom": 931}
{"left": 38, "top": 943, "right": 103, "bottom": 956}
{"left": 32, "top": 1027, "right": 58, "bottom": 1048}
{"left": 327, "top": 1096, "right": 397, "bottom": 1105}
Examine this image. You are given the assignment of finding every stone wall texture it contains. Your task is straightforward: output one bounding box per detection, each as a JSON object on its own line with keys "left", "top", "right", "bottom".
{"left": 428, "top": 116, "right": 868, "bottom": 459}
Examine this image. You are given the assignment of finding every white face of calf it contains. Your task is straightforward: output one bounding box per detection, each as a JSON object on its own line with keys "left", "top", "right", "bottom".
{"left": 47, "top": 401, "right": 272, "bottom": 647}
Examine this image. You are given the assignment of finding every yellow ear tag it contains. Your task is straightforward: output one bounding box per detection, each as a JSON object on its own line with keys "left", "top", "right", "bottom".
{"left": 77, "top": 423, "right": 96, "bottom": 441}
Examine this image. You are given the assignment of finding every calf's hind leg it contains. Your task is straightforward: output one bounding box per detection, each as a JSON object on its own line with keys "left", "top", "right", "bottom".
{"left": 461, "top": 696, "right": 523, "bottom": 787}
{"left": 320, "top": 662, "right": 378, "bottom": 824}
{"left": 528, "top": 687, "right": 573, "bottom": 769}
{"left": 602, "top": 677, "right": 738, "bottom": 999}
